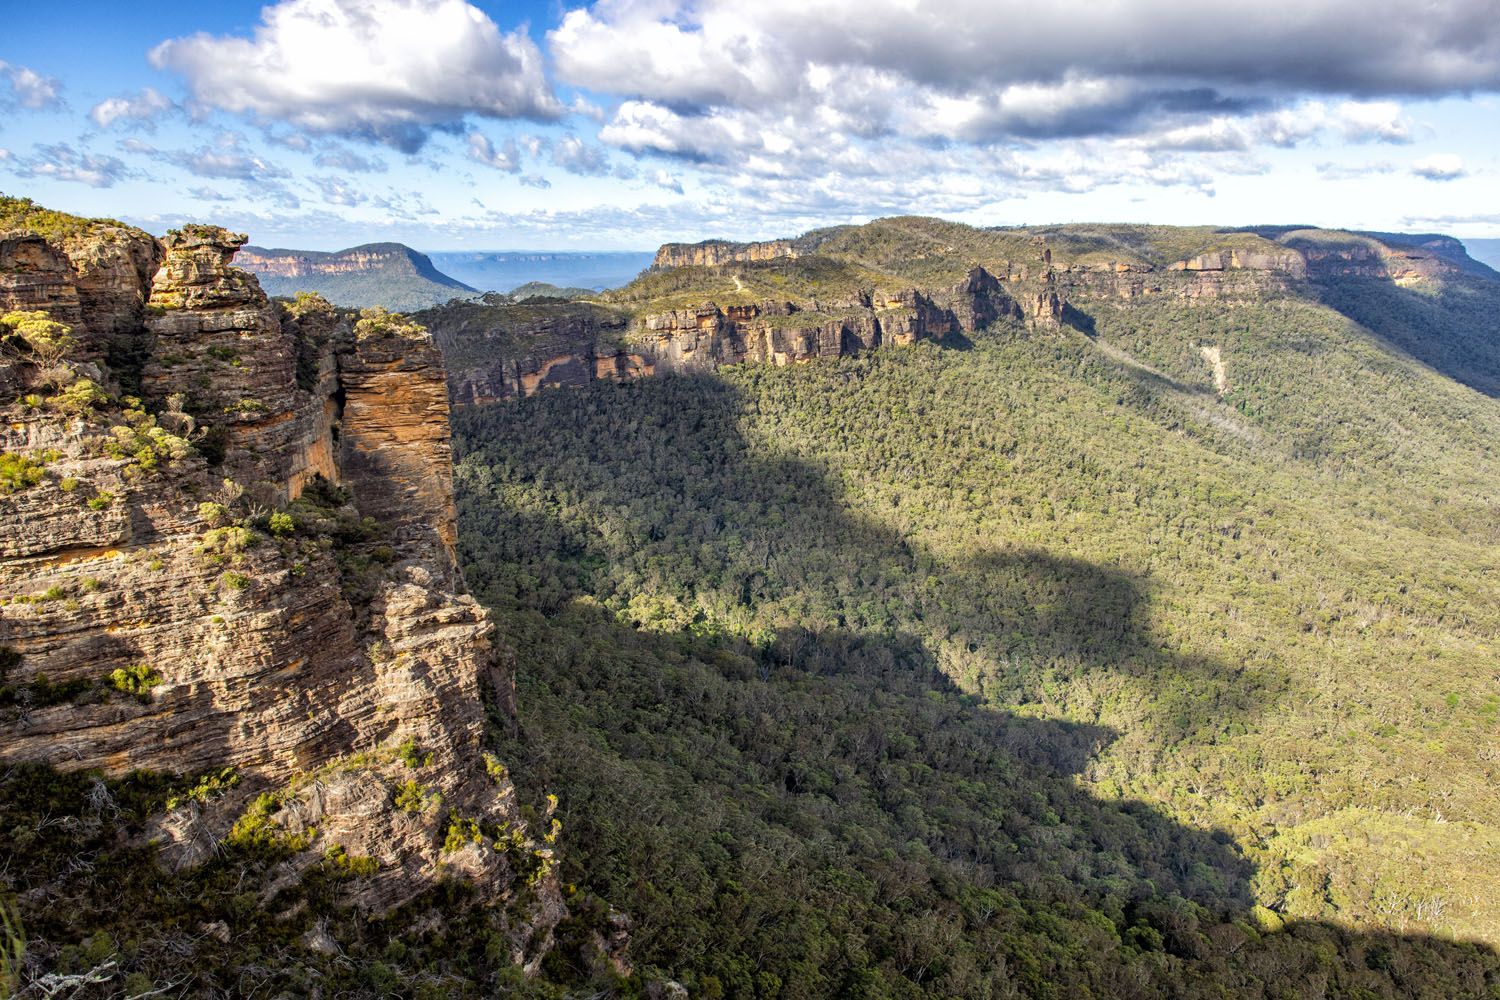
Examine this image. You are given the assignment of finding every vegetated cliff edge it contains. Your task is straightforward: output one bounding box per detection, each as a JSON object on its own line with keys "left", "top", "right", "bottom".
{"left": 0, "top": 199, "right": 561, "bottom": 967}
{"left": 422, "top": 217, "right": 1485, "bottom": 407}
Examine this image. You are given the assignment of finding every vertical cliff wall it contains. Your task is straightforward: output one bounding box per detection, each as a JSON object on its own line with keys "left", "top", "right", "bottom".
{"left": 0, "top": 216, "right": 559, "bottom": 960}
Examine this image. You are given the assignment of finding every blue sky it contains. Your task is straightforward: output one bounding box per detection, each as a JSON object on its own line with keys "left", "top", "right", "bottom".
{"left": 2, "top": 0, "right": 1498, "bottom": 251}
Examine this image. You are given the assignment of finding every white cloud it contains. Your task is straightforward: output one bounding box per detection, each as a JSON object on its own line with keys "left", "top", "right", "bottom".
{"left": 313, "top": 176, "right": 366, "bottom": 205}
{"left": 90, "top": 88, "right": 174, "bottom": 129}
{"left": 550, "top": 135, "right": 610, "bottom": 176}
{"left": 466, "top": 132, "right": 521, "bottom": 172}
{"left": 1411, "top": 153, "right": 1467, "bottom": 181}
{"left": 553, "top": 0, "right": 1497, "bottom": 154}
{"left": 650, "top": 168, "right": 684, "bottom": 194}
{"left": 14, "top": 143, "right": 131, "bottom": 187}
{"left": 1334, "top": 101, "right": 1413, "bottom": 143}
{"left": 151, "top": 0, "right": 563, "bottom": 151}
{"left": 0, "top": 60, "right": 63, "bottom": 110}
{"left": 314, "top": 147, "right": 388, "bottom": 173}
{"left": 553, "top": 0, "right": 1500, "bottom": 114}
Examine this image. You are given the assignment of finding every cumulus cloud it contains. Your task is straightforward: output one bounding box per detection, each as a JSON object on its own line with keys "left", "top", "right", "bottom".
{"left": 313, "top": 175, "right": 366, "bottom": 205}
{"left": 1316, "top": 160, "right": 1397, "bottom": 180}
{"left": 467, "top": 132, "right": 521, "bottom": 172}
{"left": 13, "top": 143, "right": 131, "bottom": 187}
{"left": 650, "top": 168, "right": 684, "bottom": 194}
{"left": 116, "top": 131, "right": 292, "bottom": 182}
{"left": 174, "top": 148, "right": 292, "bottom": 180}
{"left": 90, "top": 88, "right": 174, "bottom": 130}
{"left": 1411, "top": 153, "right": 1467, "bottom": 181}
{"left": 151, "top": 0, "right": 563, "bottom": 152}
{"left": 519, "top": 174, "right": 551, "bottom": 189}
{"left": 550, "top": 135, "right": 611, "bottom": 176}
{"left": 553, "top": 0, "right": 1500, "bottom": 112}
{"left": 554, "top": 0, "right": 1496, "bottom": 156}
{"left": 0, "top": 60, "right": 63, "bottom": 110}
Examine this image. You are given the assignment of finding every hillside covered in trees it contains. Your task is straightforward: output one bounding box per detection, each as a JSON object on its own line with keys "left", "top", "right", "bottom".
{"left": 449, "top": 220, "right": 1500, "bottom": 996}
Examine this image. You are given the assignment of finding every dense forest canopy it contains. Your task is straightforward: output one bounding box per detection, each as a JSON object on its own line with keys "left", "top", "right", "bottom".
{"left": 452, "top": 275, "right": 1500, "bottom": 996}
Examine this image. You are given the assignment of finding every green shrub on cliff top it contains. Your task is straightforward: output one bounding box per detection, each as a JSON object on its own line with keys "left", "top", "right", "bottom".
{"left": 354, "top": 306, "right": 427, "bottom": 342}
{"left": 0, "top": 196, "right": 125, "bottom": 241}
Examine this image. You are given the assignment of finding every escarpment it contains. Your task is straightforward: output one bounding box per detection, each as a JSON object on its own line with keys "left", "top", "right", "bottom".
{"left": 651, "top": 237, "right": 801, "bottom": 270}
{"left": 404, "top": 217, "right": 1489, "bottom": 410}
{"left": 422, "top": 263, "right": 1045, "bottom": 403}
{"left": 0, "top": 208, "right": 561, "bottom": 956}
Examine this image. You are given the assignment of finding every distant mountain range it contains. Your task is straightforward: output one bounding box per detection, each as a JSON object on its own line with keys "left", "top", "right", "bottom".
{"left": 1464, "top": 238, "right": 1500, "bottom": 272}
{"left": 233, "top": 243, "right": 654, "bottom": 309}
{"left": 236, "top": 242, "right": 476, "bottom": 311}
{"left": 425, "top": 250, "right": 654, "bottom": 294}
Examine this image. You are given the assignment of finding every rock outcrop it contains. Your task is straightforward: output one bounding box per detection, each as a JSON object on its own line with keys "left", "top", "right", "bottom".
{"left": 0, "top": 215, "right": 560, "bottom": 959}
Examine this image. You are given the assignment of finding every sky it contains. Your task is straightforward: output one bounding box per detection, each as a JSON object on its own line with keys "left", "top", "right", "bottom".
{"left": 1, "top": 0, "right": 1498, "bottom": 251}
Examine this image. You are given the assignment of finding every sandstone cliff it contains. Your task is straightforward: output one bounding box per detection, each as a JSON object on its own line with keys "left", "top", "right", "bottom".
{"left": 651, "top": 237, "right": 800, "bottom": 270}
{"left": 421, "top": 263, "right": 1043, "bottom": 403}
{"left": 0, "top": 212, "right": 560, "bottom": 962}
{"left": 417, "top": 218, "right": 1483, "bottom": 408}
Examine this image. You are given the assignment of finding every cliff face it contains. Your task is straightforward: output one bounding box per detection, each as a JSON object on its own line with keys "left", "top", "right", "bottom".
{"left": 652, "top": 238, "right": 801, "bottom": 270}
{"left": 431, "top": 265, "right": 1040, "bottom": 403}
{"left": 0, "top": 218, "right": 559, "bottom": 957}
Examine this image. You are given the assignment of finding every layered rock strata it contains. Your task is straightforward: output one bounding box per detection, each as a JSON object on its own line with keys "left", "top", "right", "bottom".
{"left": 651, "top": 238, "right": 800, "bottom": 269}
{"left": 0, "top": 218, "right": 559, "bottom": 956}
{"left": 439, "top": 265, "right": 1035, "bottom": 402}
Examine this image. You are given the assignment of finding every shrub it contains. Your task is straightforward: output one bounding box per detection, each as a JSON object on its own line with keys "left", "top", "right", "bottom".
{"left": 164, "top": 767, "right": 240, "bottom": 811}
{"left": 198, "top": 526, "right": 252, "bottom": 562}
{"left": 197, "top": 501, "right": 230, "bottom": 527}
{"left": 86, "top": 492, "right": 115, "bottom": 511}
{"left": 1, "top": 310, "right": 75, "bottom": 384}
{"left": 108, "top": 663, "right": 162, "bottom": 702}
{"left": 396, "top": 737, "right": 431, "bottom": 768}
{"left": 267, "top": 511, "right": 296, "bottom": 537}
{"left": 355, "top": 307, "right": 428, "bottom": 343}
{"left": 0, "top": 452, "right": 47, "bottom": 494}
{"left": 51, "top": 377, "right": 109, "bottom": 414}
{"left": 324, "top": 845, "right": 379, "bottom": 879}
{"left": 442, "top": 815, "right": 484, "bottom": 853}
{"left": 394, "top": 779, "right": 436, "bottom": 815}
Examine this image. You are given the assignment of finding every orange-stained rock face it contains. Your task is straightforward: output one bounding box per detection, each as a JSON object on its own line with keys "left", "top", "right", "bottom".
{"left": 338, "top": 327, "right": 462, "bottom": 557}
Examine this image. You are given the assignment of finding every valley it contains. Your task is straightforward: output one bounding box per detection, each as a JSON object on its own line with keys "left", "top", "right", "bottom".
{"left": 2, "top": 201, "right": 1498, "bottom": 997}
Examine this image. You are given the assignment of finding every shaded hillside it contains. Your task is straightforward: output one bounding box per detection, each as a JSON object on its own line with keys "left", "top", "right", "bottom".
{"left": 450, "top": 242, "right": 1500, "bottom": 992}
{"left": 237, "top": 241, "right": 476, "bottom": 310}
